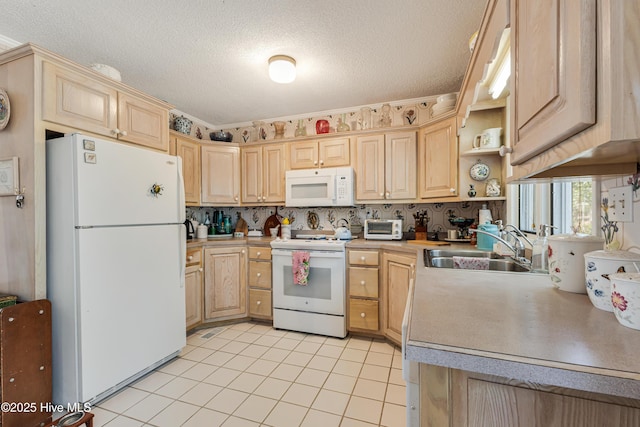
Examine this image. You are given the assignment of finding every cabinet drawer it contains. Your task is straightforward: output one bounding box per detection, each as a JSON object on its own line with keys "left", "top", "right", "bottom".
{"left": 348, "top": 250, "right": 379, "bottom": 266}
{"left": 249, "top": 289, "right": 272, "bottom": 319}
{"left": 186, "top": 248, "right": 202, "bottom": 267}
{"left": 349, "top": 299, "right": 379, "bottom": 331}
{"left": 249, "top": 246, "right": 272, "bottom": 260}
{"left": 249, "top": 261, "right": 272, "bottom": 289}
{"left": 349, "top": 267, "right": 379, "bottom": 298}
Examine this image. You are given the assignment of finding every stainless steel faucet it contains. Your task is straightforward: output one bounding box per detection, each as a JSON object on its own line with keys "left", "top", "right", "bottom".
{"left": 468, "top": 228, "right": 531, "bottom": 267}
{"left": 502, "top": 224, "right": 533, "bottom": 247}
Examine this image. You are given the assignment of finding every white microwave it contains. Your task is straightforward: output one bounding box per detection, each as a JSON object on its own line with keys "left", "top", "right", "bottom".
{"left": 285, "top": 167, "right": 355, "bottom": 207}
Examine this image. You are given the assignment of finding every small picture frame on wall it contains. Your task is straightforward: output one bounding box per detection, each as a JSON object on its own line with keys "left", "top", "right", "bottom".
{"left": 0, "top": 156, "right": 19, "bottom": 196}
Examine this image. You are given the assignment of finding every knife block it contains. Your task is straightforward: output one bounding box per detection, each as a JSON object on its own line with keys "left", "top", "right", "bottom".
{"left": 415, "top": 225, "right": 427, "bottom": 240}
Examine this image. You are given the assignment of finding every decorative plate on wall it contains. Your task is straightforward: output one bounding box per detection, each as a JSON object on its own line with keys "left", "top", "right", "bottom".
{"left": 469, "top": 160, "right": 490, "bottom": 181}
{"left": 0, "top": 88, "right": 10, "bottom": 131}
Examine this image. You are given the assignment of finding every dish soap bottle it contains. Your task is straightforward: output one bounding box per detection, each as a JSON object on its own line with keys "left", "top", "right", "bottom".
{"left": 531, "top": 224, "right": 552, "bottom": 273}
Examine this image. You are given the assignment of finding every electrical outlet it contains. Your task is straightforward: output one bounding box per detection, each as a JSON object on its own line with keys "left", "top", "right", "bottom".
{"left": 608, "top": 186, "right": 633, "bottom": 222}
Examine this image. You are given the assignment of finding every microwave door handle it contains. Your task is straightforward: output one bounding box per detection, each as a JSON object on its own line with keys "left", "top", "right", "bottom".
{"left": 328, "top": 177, "right": 336, "bottom": 202}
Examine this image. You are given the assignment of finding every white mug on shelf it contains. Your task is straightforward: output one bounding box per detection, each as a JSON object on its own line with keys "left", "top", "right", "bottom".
{"left": 473, "top": 127, "right": 502, "bottom": 149}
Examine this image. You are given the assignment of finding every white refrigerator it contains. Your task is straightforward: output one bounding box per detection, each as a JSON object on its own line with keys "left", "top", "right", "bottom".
{"left": 46, "top": 133, "right": 187, "bottom": 405}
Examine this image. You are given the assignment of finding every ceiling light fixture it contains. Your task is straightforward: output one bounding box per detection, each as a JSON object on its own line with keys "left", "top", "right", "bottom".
{"left": 268, "top": 55, "right": 296, "bottom": 84}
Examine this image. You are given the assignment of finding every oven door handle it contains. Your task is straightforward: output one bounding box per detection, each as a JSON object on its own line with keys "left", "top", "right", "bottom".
{"left": 272, "top": 249, "right": 345, "bottom": 259}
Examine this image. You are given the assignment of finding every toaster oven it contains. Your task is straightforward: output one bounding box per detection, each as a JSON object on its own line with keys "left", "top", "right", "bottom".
{"left": 364, "top": 219, "right": 403, "bottom": 240}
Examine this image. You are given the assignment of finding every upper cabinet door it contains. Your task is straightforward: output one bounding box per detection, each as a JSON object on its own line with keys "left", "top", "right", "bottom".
{"left": 42, "top": 61, "right": 118, "bottom": 136}
{"left": 262, "top": 144, "right": 286, "bottom": 204}
{"left": 418, "top": 117, "right": 458, "bottom": 199}
{"left": 241, "top": 147, "right": 263, "bottom": 203}
{"left": 289, "top": 141, "right": 318, "bottom": 169}
{"left": 319, "top": 137, "right": 350, "bottom": 168}
{"left": 174, "top": 136, "right": 201, "bottom": 206}
{"left": 510, "top": 0, "right": 596, "bottom": 165}
{"left": 384, "top": 132, "right": 416, "bottom": 200}
{"left": 117, "top": 93, "right": 169, "bottom": 151}
{"left": 355, "top": 134, "right": 385, "bottom": 201}
{"left": 201, "top": 145, "right": 240, "bottom": 205}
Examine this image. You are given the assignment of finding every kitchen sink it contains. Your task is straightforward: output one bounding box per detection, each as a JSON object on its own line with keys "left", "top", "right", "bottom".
{"left": 424, "top": 249, "right": 531, "bottom": 272}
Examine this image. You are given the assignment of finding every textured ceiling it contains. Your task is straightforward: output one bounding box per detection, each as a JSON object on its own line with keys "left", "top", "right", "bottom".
{"left": 0, "top": 0, "right": 486, "bottom": 128}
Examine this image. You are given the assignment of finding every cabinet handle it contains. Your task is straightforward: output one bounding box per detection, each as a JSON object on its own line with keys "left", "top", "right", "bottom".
{"left": 241, "top": 249, "right": 246, "bottom": 254}
{"left": 314, "top": 160, "right": 318, "bottom": 165}
{"left": 319, "top": 160, "right": 324, "bottom": 165}
{"left": 257, "top": 251, "right": 261, "bottom": 256}
{"left": 234, "top": 196, "right": 239, "bottom": 201}
{"left": 257, "top": 300, "right": 261, "bottom": 305}
{"left": 111, "top": 128, "right": 120, "bottom": 136}
{"left": 257, "top": 273, "right": 262, "bottom": 277}
{"left": 199, "top": 268, "right": 203, "bottom": 272}
{"left": 360, "top": 256, "right": 366, "bottom": 261}
{"left": 360, "top": 312, "right": 366, "bottom": 318}
{"left": 379, "top": 193, "right": 384, "bottom": 197}
{"left": 120, "top": 130, "right": 128, "bottom": 137}
{"left": 386, "top": 192, "right": 390, "bottom": 198}
{"left": 187, "top": 255, "right": 193, "bottom": 261}
{"left": 450, "top": 188, "right": 456, "bottom": 193}
{"left": 257, "top": 196, "right": 261, "bottom": 202}
{"left": 360, "top": 280, "right": 366, "bottom": 285}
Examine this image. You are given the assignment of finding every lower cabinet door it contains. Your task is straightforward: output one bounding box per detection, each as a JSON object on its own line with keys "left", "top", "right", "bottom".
{"left": 249, "top": 289, "right": 272, "bottom": 319}
{"left": 185, "top": 265, "right": 202, "bottom": 330}
{"left": 349, "top": 299, "right": 379, "bottom": 331}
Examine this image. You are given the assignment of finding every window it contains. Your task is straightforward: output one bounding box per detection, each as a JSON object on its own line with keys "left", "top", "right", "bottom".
{"left": 514, "top": 179, "right": 597, "bottom": 236}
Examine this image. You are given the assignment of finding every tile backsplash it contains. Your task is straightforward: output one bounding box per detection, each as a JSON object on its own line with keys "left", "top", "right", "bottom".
{"left": 187, "top": 200, "right": 505, "bottom": 237}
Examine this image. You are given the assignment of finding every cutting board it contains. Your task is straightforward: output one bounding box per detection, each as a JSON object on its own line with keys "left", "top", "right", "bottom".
{"left": 407, "top": 240, "right": 450, "bottom": 246}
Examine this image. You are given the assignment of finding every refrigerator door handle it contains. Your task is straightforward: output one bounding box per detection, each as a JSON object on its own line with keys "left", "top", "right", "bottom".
{"left": 179, "top": 230, "right": 186, "bottom": 288}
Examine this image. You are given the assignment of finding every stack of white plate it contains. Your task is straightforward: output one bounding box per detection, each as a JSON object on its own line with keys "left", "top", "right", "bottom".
{"left": 432, "top": 93, "right": 457, "bottom": 116}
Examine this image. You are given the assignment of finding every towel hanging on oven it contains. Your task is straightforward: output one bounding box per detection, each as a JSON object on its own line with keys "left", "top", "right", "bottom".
{"left": 292, "top": 251, "right": 310, "bottom": 285}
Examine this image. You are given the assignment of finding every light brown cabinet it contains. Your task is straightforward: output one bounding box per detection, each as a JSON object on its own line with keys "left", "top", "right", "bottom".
{"left": 185, "top": 247, "right": 203, "bottom": 330}
{"left": 201, "top": 144, "right": 240, "bottom": 205}
{"left": 41, "top": 60, "right": 170, "bottom": 151}
{"left": 418, "top": 117, "right": 458, "bottom": 199}
{"left": 355, "top": 131, "right": 416, "bottom": 202}
{"left": 248, "top": 246, "right": 272, "bottom": 320}
{"left": 381, "top": 250, "right": 416, "bottom": 345}
{"left": 170, "top": 132, "right": 201, "bottom": 206}
{"left": 241, "top": 144, "right": 286, "bottom": 205}
{"left": 289, "top": 137, "right": 350, "bottom": 169}
{"left": 347, "top": 249, "right": 381, "bottom": 334}
{"left": 203, "top": 246, "right": 247, "bottom": 320}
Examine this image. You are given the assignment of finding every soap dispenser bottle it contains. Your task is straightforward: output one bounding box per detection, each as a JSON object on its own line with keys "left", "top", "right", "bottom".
{"left": 531, "top": 224, "right": 551, "bottom": 273}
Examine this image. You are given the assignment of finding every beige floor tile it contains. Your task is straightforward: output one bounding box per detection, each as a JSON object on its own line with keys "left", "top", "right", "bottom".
{"left": 205, "top": 388, "right": 249, "bottom": 414}
{"left": 385, "top": 383, "right": 406, "bottom": 406}
{"left": 186, "top": 334, "right": 211, "bottom": 347}
{"left": 98, "top": 387, "right": 149, "bottom": 413}
{"left": 281, "top": 383, "right": 320, "bottom": 407}
{"left": 269, "top": 363, "right": 304, "bottom": 381}
{"left": 248, "top": 323, "right": 273, "bottom": 334}
{"left": 235, "top": 331, "right": 262, "bottom": 343}
{"left": 264, "top": 328, "right": 289, "bottom": 338}
{"left": 253, "top": 377, "right": 292, "bottom": 400}
{"left": 341, "top": 348, "right": 368, "bottom": 363}
{"left": 158, "top": 358, "right": 197, "bottom": 376}
{"left": 316, "top": 344, "right": 344, "bottom": 358}
{"left": 178, "top": 344, "right": 197, "bottom": 357}
{"left": 181, "top": 407, "right": 228, "bottom": 427}
{"left": 148, "top": 400, "right": 199, "bottom": 427}
{"left": 274, "top": 337, "right": 302, "bottom": 350}
{"left": 300, "top": 409, "right": 341, "bottom": 427}
{"left": 388, "top": 368, "right": 405, "bottom": 386}
{"left": 204, "top": 367, "right": 241, "bottom": 387}
{"left": 223, "top": 354, "right": 257, "bottom": 371}
{"left": 345, "top": 395, "right": 384, "bottom": 424}
{"left": 229, "top": 322, "right": 254, "bottom": 331}
{"left": 353, "top": 378, "right": 387, "bottom": 401}
{"left": 364, "top": 351, "right": 393, "bottom": 367}
{"left": 369, "top": 340, "right": 396, "bottom": 355}
{"left": 217, "top": 329, "right": 245, "bottom": 340}
{"left": 303, "top": 334, "right": 327, "bottom": 344}
{"left": 180, "top": 346, "right": 215, "bottom": 362}
{"left": 295, "top": 367, "right": 329, "bottom": 387}
{"left": 220, "top": 340, "right": 250, "bottom": 354}
{"left": 178, "top": 382, "right": 222, "bottom": 406}
{"left": 245, "top": 358, "right": 279, "bottom": 376}
{"left": 284, "top": 330, "right": 307, "bottom": 340}
{"left": 203, "top": 350, "right": 235, "bottom": 366}
{"left": 340, "top": 417, "right": 378, "bottom": 426}
{"left": 263, "top": 401, "right": 308, "bottom": 427}
{"left": 261, "top": 347, "right": 291, "bottom": 363}
{"left": 283, "top": 350, "right": 313, "bottom": 367}
{"left": 346, "top": 337, "right": 372, "bottom": 351}
{"left": 323, "top": 372, "right": 357, "bottom": 394}
{"left": 122, "top": 393, "right": 173, "bottom": 422}
{"left": 253, "top": 334, "right": 281, "bottom": 347}
{"left": 180, "top": 362, "right": 218, "bottom": 381}
{"left": 227, "top": 372, "right": 266, "bottom": 393}
{"left": 220, "top": 415, "right": 260, "bottom": 426}
{"left": 332, "top": 360, "right": 363, "bottom": 377}
{"left": 307, "top": 354, "right": 338, "bottom": 372}
{"left": 103, "top": 415, "right": 144, "bottom": 427}
{"left": 154, "top": 376, "right": 199, "bottom": 399}
{"left": 380, "top": 402, "right": 406, "bottom": 427}
{"left": 391, "top": 354, "right": 403, "bottom": 369}
{"left": 200, "top": 337, "right": 232, "bottom": 350}
{"left": 295, "top": 340, "right": 322, "bottom": 354}
{"left": 324, "top": 336, "right": 349, "bottom": 348}
{"left": 91, "top": 407, "right": 117, "bottom": 427}
{"left": 130, "top": 371, "right": 174, "bottom": 392}
{"left": 232, "top": 395, "right": 277, "bottom": 423}
{"left": 359, "top": 364, "right": 390, "bottom": 382}
{"left": 239, "top": 343, "right": 269, "bottom": 358}
{"left": 310, "top": 389, "right": 349, "bottom": 415}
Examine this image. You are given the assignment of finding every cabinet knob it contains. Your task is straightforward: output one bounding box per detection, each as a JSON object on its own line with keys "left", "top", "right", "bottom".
{"left": 379, "top": 193, "right": 384, "bottom": 197}
{"left": 120, "top": 130, "right": 128, "bottom": 137}
{"left": 386, "top": 192, "right": 390, "bottom": 198}
{"left": 499, "top": 146, "right": 513, "bottom": 157}
{"left": 319, "top": 160, "right": 324, "bottom": 165}
{"left": 450, "top": 188, "right": 456, "bottom": 193}
{"left": 111, "top": 128, "right": 120, "bottom": 136}
{"left": 257, "top": 251, "right": 261, "bottom": 256}
{"left": 234, "top": 196, "right": 239, "bottom": 201}
{"left": 360, "top": 280, "right": 366, "bottom": 285}
{"left": 199, "top": 268, "right": 203, "bottom": 272}
{"left": 187, "top": 255, "right": 193, "bottom": 261}
{"left": 360, "top": 256, "right": 366, "bottom": 261}
{"left": 241, "top": 249, "right": 246, "bottom": 254}
{"left": 313, "top": 160, "right": 318, "bottom": 165}
{"left": 257, "top": 300, "right": 261, "bottom": 305}
{"left": 257, "top": 196, "right": 261, "bottom": 201}
{"left": 257, "top": 273, "right": 262, "bottom": 277}
{"left": 360, "top": 312, "right": 366, "bottom": 318}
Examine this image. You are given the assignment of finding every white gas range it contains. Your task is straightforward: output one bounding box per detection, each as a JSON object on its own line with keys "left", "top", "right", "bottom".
{"left": 270, "top": 235, "right": 348, "bottom": 338}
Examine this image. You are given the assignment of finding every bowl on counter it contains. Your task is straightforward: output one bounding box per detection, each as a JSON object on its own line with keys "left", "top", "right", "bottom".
{"left": 584, "top": 250, "right": 640, "bottom": 311}
{"left": 610, "top": 272, "right": 640, "bottom": 330}
{"left": 210, "top": 131, "right": 233, "bottom": 142}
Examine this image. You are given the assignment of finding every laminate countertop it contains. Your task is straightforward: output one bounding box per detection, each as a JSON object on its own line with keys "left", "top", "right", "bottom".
{"left": 405, "top": 265, "right": 640, "bottom": 399}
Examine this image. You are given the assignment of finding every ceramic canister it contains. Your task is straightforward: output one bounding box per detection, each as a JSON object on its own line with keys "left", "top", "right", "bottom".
{"left": 547, "top": 234, "right": 603, "bottom": 293}
{"left": 610, "top": 272, "right": 640, "bottom": 330}
{"left": 584, "top": 250, "right": 640, "bottom": 311}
